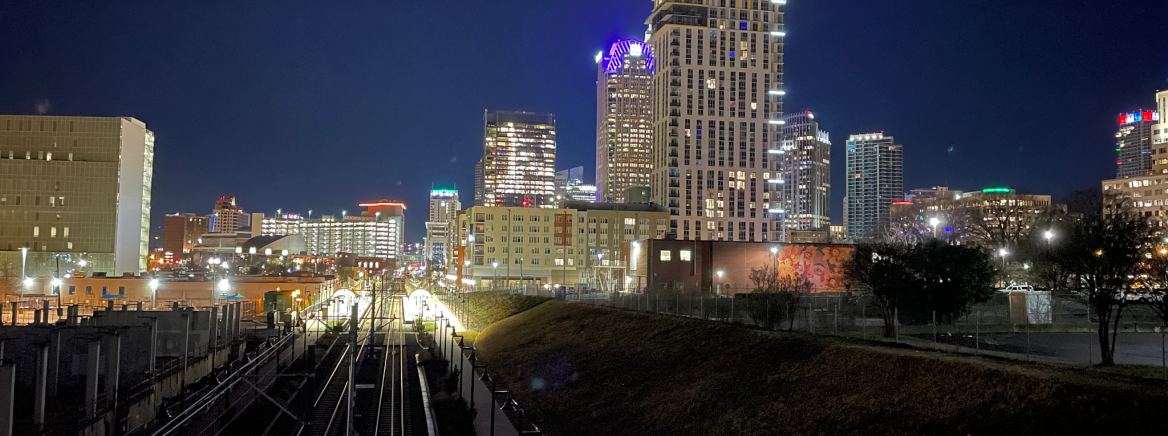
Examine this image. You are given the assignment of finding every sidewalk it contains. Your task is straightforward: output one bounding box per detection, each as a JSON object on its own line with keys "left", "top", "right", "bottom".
{"left": 458, "top": 347, "right": 519, "bottom": 436}
{"left": 431, "top": 299, "right": 519, "bottom": 436}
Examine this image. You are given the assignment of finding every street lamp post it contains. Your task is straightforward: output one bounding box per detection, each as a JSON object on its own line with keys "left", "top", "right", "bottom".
{"left": 597, "top": 253, "right": 605, "bottom": 293}
{"left": 1044, "top": 230, "right": 1054, "bottom": 250}
{"left": 492, "top": 262, "right": 499, "bottom": 292}
{"left": 149, "top": 278, "right": 160, "bottom": 310}
{"left": 20, "top": 247, "right": 28, "bottom": 301}
{"left": 715, "top": 269, "right": 724, "bottom": 295}
{"left": 929, "top": 217, "right": 940, "bottom": 239}
{"left": 769, "top": 247, "right": 778, "bottom": 276}
{"left": 216, "top": 279, "right": 229, "bottom": 308}
{"left": 998, "top": 248, "right": 1010, "bottom": 286}
{"left": 464, "top": 260, "right": 471, "bottom": 292}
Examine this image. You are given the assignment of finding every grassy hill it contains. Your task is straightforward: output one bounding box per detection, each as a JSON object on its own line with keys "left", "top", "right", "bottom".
{"left": 473, "top": 301, "right": 1168, "bottom": 436}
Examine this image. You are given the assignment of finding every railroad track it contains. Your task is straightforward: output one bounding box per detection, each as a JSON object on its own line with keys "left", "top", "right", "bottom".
{"left": 373, "top": 296, "right": 409, "bottom": 436}
{"left": 311, "top": 341, "right": 351, "bottom": 436}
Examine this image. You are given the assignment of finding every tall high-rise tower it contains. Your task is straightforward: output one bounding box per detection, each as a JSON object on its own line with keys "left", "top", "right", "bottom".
{"left": 426, "top": 188, "right": 460, "bottom": 266}
{"left": 647, "top": 0, "right": 786, "bottom": 241}
{"left": 596, "top": 39, "right": 654, "bottom": 203}
{"left": 1154, "top": 90, "right": 1168, "bottom": 165}
{"left": 844, "top": 132, "right": 903, "bottom": 241}
{"left": 1116, "top": 109, "right": 1159, "bottom": 178}
{"left": 481, "top": 111, "right": 557, "bottom": 208}
{"left": 429, "top": 188, "right": 460, "bottom": 223}
{"left": 772, "top": 111, "right": 830, "bottom": 240}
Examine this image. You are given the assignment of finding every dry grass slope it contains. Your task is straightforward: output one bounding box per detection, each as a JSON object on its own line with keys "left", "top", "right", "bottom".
{"left": 474, "top": 301, "right": 1168, "bottom": 436}
{"left": 463, "top": 292, "right": 551, "bottom": 327}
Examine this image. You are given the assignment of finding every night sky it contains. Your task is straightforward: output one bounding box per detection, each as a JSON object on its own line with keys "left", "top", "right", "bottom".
{"left": 2, "top": 0, "right": 1167, "bottom": 244}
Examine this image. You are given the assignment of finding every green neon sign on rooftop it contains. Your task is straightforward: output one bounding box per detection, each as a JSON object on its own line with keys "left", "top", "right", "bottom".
{"left": 981, "top": 187, "right": 1013, "bottom": 194}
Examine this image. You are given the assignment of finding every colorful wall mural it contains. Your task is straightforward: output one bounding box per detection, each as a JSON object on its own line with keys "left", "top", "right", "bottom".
{"left": 774, "top": 244, "right": 852, "bottom": 293}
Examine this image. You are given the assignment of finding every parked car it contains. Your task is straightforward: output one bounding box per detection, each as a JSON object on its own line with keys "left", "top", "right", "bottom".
{"left": 998, "top": 283, "right": 1035, "bottom": 293}
{"left": 1122, "top": 289, "right": 1164, "bottom": 303}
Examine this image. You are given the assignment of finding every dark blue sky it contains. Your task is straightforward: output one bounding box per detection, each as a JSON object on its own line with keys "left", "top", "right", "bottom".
{"left": 2, "top": 0, "right": 1167, "bottom": 243}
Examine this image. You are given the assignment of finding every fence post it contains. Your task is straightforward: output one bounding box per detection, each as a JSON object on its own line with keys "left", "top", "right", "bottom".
{"left": 1026, "top": 321, "right": 1031, "bottom": 362}
{"left": 1087, "top": 304, "right": 1093, "bottom": 365}
{"left": 808, "top": 302, "right": 813, "bottom": 333}
{"left": 767, "top": 300, "right": 771, "bottom": 329}
{"left": 1161, "top": 330, "right": 1165, "bottom": 368}
{"left": 933, "top": 311, "right": 937, "bottom": 350}
{"left": 730, "top": 298, "right": 735, "bottom": 324}
{"left": 834, "top": 297, "right": 839, "bottom": 333}
{"left": 785, "top": 302, "right": 791, "bottom": 331}
{"left": 894, "top": 308, "right": 899, "bottom": 342}
{"left": 975, "top": 309, "right": 980, "bottom": 354}
{"left": 701, "top": 296, "right": 704, "bottom": 320}
{"left": 861, "top": 303, "right": 866, "bottom": 340}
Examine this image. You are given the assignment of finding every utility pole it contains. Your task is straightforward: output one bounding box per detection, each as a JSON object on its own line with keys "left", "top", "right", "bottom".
{"left": 348, "top": 302, "right": 357, "bottom": 435}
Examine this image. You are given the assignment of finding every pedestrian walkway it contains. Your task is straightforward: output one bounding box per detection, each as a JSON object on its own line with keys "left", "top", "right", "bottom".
{"left": 431, "top": 299, "right": 519, "bottom": 436}
{"left": 457, "top": 339, "right": 518, "bottom": 436}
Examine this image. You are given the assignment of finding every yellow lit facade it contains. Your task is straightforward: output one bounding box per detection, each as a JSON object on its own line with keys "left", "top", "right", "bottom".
{"left": 481, "top": 111, "right": 556, "bottom": 208}
{"left": 461, "top": 205, "right": 668, "bottom": 289}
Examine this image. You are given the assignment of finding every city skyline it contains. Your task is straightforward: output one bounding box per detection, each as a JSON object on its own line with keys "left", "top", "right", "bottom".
{"left": 1, "top": 1, "right": 1167, "bottom": 244}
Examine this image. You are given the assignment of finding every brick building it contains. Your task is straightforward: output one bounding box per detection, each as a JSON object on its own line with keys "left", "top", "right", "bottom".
{"left": 624, "top": 239, "right": 851, "bottom": 295}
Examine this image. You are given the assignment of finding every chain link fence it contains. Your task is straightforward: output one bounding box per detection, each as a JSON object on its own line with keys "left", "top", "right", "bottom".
{"left": 559, "top": 289, "right": 1168, "bottom": 367}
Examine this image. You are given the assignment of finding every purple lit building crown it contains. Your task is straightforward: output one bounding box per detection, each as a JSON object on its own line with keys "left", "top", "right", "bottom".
{"left": 604, "top": 39, "right": 654, "bottom": 75}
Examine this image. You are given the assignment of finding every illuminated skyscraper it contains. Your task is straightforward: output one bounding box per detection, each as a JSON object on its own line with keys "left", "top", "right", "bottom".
{"left": 481, "top": 111, "right": 557, "bottom": 208}
{"left": 210, "top": 195, "right": 249, "bottom": 233}
{"left": 429, "top": 188, "right": 460, "bottom": 223}
{"left": 1115, "top": 109, "right": 1159, "bottom": 178}
{"left": 427, "top": 188, "right": 460, "bottom": 266}
{"left": 647, "top": 0, "right": 786, "bottom": 241}
{"left": 844, "top": 132, "right": 903, "bottom": 241}
{"left": 1154, "top": 90, "right": 1168, "bottom": 168}
{"left": 596, "top": 39, "right": 653, "bottom": 203}
{"left": 771, "top": 111, "right": 830, "bottom": 240}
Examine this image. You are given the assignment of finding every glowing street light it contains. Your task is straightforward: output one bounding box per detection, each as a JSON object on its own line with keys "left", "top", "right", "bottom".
{"left": 23, "top": 277, "right": 34, "bottom": 288}
{"left": 149, "top": 278, "right": 160, "bottom": 308}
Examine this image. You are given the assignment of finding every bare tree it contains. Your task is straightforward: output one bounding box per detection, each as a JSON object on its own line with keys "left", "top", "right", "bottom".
{"left": 1139, "top": 245, "right": 1168, "bottom": 328}
{"left": 1049, "top": 194, "right": 1153, "bottom": 365}
{"left": 0, "top": 261, "right": 16, "bottom": 302}
{"left": 744, "top": 263, "right": 810, "bottom": 329}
